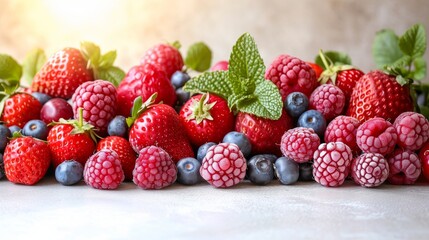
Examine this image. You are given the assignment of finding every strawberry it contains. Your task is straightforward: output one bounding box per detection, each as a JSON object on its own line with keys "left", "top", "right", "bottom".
{"left": 128, "top": 94, "right": 194, "bottom": 163}
{"left": 116, "top": 64, "right": 176, "bottom": 117}
{"left": 307, "top": 62, "right": 323, "bottom": 79}
{"left": 179, "top": 93, "right": 235, "bottom": 147}
{"left": 347, "top": 70, "right": 413, "bottom": 123}
{"left": 140, "top": 43, "right": 184, "bottom": 78}
{"left": 4, "top": 136, "right": 51, "bottom": 185}
{"left": 47, "top": 109, "right": 97, "bottom": 168}
{"left": 0, "top": 92, "right": 42, "bottom": 128}
{"left": 235, "top": 109, "right": 294, "bottom": 156}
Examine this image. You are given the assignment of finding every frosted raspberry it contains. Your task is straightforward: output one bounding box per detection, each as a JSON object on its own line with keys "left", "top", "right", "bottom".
{"left": 351, "top": 153, "right": 389, "bottom": 187}
{"left": 133, "top": 146, "right": 177, "bottom": 190}
{"left": 280, "top": 127, "right": 320, "bottom": 163}
{"left": 140, "top": 43, "right": 184, "bottom": 78}
{"left": 313, "top": 142, "right": 353, "bottom": 187}
{"left": 309, "top": 84, "right": 346, "bottom": 121}
{"left": 324, "top": 115, "right": 361, "bottom": 154}
{"left": 356, "top": 117, "right": 397, "bottom": 155}
{"left": 200, "top": 143, "right": 247, "bottom": 188}
{"left": 84, "top": 150, "right": 124, "bottom": 190}
{"left": 393, "top": 112, "right": 429, "bottom": 151}
{"left": 387, "top": 149, "right": 421, "bottom": 185}
{"left": 265, "top": 55, "right": 318, "bottom": 100}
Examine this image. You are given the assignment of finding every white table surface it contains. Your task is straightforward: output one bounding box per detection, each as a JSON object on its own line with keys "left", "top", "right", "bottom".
{"left": 1, "top": 176, "right": 428, "bottom": 240}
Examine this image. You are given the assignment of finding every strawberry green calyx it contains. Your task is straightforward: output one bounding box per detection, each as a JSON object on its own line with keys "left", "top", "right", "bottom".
{"left": 186, "top": 93, "right": 216, "bottom": 124}
{"left": 318, "top": 50, "right": 354, "bottom": 84}
{"left": 126, "top": 93, "right": 158, "bottom": 127}
{"left": 51, "top": 108, "right": 99, "bottom": 142}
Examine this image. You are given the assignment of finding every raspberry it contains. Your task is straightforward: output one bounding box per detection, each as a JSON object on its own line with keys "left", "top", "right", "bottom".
{"left": 351, "top": 153, "right": 389, "bottom": 187}
{"left": 72, "top": 80, "right": 117, "bottom": 135}
{"left": 324, "top": 115, "right": 361, "bottom": 154}
{"left": 140, "top": 43, "right": 184, "bottom": 78}
{"left": 393, "top": 112, "right": 429, "bottom": 151}
{"left": 313, "top": 142, "right": 353, "bottom": 187}
{"left": 356, "top": 117, "right": 397, "bottom": 155}
{"left": 265, "top": 55, "right": 318, "bottom": 100}
{"left": 280, "top": 127, "right": 320, "bottom": 163}
{"left": 133, "top": 146, "right": 177, "bottom": 190}
{"left": 200, "top": 143, "right": 247, "bottom": 188}
{"left": 83, "top": 150, "right": 124, "bottom": 190}
{"left": 309, "top": 84, "right": 346, "bottom": 121}
{"left": 387, "top": 149, "right": 421, "bottom": 185}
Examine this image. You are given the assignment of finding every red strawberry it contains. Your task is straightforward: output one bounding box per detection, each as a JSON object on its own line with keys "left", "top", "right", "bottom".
{"left": 235, "top": 109, "right": 294, "bottom": 156}
{"left": 140, "top": 43, "right": 184, "bottom": 78}
{"left": 32, "top": 48, "right": 94, "bottom": 99}
{"left": 4, "top": 136, "right": 51, "bottom": 185}
{"left": 179, "top": 93, "right": 235, "bottom": 147}
{"left": 116, "top": 64, "right": 176, "bottom": 117}
{"left": 128, "top": 94, "right": 194, "bottom": 163}
{"left": 0, "top": 93, "right": 42, "bottom": 128}
{"left": 307, "top": 62, "right": 323, "bottom": 79}
{"left": 97, "top": 136, "right": 137, "bottom": 181}
{"left": 347, "top": 70, "right": 413, "bottom": 123}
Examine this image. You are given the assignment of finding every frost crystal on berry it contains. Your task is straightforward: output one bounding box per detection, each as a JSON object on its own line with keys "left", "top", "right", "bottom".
{"left": 280, "top": 127, "right": 320, "bottom": 163}
{"left": 351, "top": 153, "right": 389, "bottom": 187}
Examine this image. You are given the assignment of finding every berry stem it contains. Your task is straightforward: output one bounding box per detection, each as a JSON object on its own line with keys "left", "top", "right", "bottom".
{"left": 78, "top": 107, "right": 84, "bottom": 128}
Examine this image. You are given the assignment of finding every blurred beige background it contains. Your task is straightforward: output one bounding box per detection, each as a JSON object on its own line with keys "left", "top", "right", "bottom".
{"left": 0, "top": 0, "right": 428, "bottom": 78}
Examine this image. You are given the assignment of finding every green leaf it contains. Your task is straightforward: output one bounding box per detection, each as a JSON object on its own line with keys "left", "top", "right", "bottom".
{"left": 99, "top": 50, "right": 117, "bottom": 69}
{"left": 184, "top": 42, "right": 212, "bottom": 72}
{"left": 21, "top": 48, "right": 46, "bottom": 86}
{"left": 399, "top": 24, "right": 426, "bottom": 59}
{"left": 372, "top": 29, "right": 404, "bottom": 69}
{"left": 0, "top": 54, "right": 22, "bottom": 82}
{"left": 171, "top": 41, "right": 181, "bottom": 50}
{"left": 80, "top": 41, "right": 101, "bottom": 67}
{"left": 183, "top": 71, "right": 232, "bottom": 99}
{"left": 419, "top": 106, "right": 429, "bottom": 121}
{"left": 315, "top": 51, "right": 351, "bottom": 70}
{"left": 413, "top": 57, "right": 427, "bottom": 80}
{"left": 98, "top": 66, "right": 125, "bottom": 87}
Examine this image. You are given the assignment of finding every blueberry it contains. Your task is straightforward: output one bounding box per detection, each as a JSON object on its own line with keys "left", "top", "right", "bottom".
{"left": 0, "top": 153, "right": 4, "bottom": 180}
{"left": 417, "top": 93, "right": 426, "bottom": 107}
{"left": 176, "top": 157, "right": 201, "bottom": 185}
{"left": 222, "top": 131, "right": 252, "bottom": 158}
{"left": 176, "top": 87, "right": 190, "bottom": 106}
{"left": 247, "top": 154, "right": 275, "bottom": 185}
{"left": 55, "top": 160, "right": 83, "bottom": 186}
{"left": 0, "top": 124, "right": 11, "bottom": 152}
{"left": 107, "top": 115, "right": 128, "bottom": 137}
{"left": 284, "top": 92, "right": 309, "bottom": 118}
{"left": 297, "top": 110, "right": 327, "bottom": 137}
{"left": 171, "top": 71, "right": 191, "bottom": 89}
{"left": 274, "top": 157, "right": 299, "bottom": 185}
{"left": 197, "top": 142, "right": 216, "bottom": 163}
{"left": 299, "top": 162, "right": 314, "bottom": 181}
{"left": 22, "top": 119, "right": 48, "bottom": 140}
{"left": 8, "top": 125, "right": 21, "bottom": 135}
{"left": 31, "top": 92, "right": 52, "bottom": 105}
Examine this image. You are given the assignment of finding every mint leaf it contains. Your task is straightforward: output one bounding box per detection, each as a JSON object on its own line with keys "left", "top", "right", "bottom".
{"left": 185, "top": 42, "right": 212, "bottom": 72}
{"left": 413, "top": 57, "right": 427, "bottom": 80}
{"left": 0, "top": 54, "right": 22, "bottom": 82}
{"left": 99, "top": 50, "right": 117, "bottom": 69}
{"left": 98, "top": 66, "right": 125, "bottom": 87}
{"left": 21, "top": 48, "right": 46, "bottom": 86}
{"left": 399, "top": 24, "right": 426, "bottom": 59}
{"left": 183, "top": 71, "right": 232, "bottom": 99}
{"left": 315, "top": 51, "right": 351, "bottom": 69}
{"left": 80, "top": 41, "right": 101, "bottom": 66}
{"left": 372, "top": 29, "right": 404, "bottom": 69}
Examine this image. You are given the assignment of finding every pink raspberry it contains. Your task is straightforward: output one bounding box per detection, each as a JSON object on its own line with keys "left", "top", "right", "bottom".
{"left": 133, "top": 146, "right": 177, "bottom": 190}
{"left": 387, "top": 148, "right": 421, "bottom": 185}
{"left": 140, "top": 43, "right": 184, "bottom": 78}
{"left": 84, "top": 150, "right": 124, "bottom": 190}
{"left": 356, "top": 117, "right": 397, "bottom": 155}
{"left": 393, "top": 111, "right": 429, "bottom": 151}
{"left": 309, "top": 84, "right": 346, "bottom": 121}
{"left": 265, "top": 55, "right": 318, "bottom": 100}
{"left": 313, "top": 142, "right": 353, "bottom": 187}
{"left": 200, "top": 143, "right": 247, "bottom": 188}
{"left": 280, "top": 127, "right": 320, "bottom": 163}
{"left": 72, "top": 80, "right": 117, "bottom": 135}
{"left": 324, "top": 115, "right": 361, "bottom": 154}
{"left": 211, "top": 60, "right": 229, "bottom": 71}
{"left": 351, "top": 153, "right": 389, "bottom": 187}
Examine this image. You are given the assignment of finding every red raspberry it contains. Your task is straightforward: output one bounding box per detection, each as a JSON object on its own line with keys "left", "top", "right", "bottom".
{"left": 324, "top": 115, "right": 361, "bottom": 154}
{"left": 72, "top": 80, "right": 117, "bottom": 135}
{"left": 83, "top": 150, "right": 124, "bottom": 190}
{"left": 387, "top": 149, "right": 421, "bottom": 185}
{"left": 280, "top": 127, "right": 320, "bottom": 163}
{"left": 351, "top": 153, "right": 389, "bottom": 187}
{"left": 140, "top": 43, "right": 184, "bottom": 78}
{"left": 133, "top": 146, "right": 177, "bottom": 190}
{"left": 313, "top": 142, "right": 353, "bottom": 187}
{"left": 393, "top": 112, "right": 429, "bottom": 151}
{"left": 200, "top": 143, "right": 247, "bottom": 188}
{"left": 356, "top": 117, "right": 397, "bottom": 156}
{"left": 265, "top": 55, "right": 318, "bottom": 100}
{"left": 309, "top": 84, "right": 346, "bottom": 121}
{"left": 211, "top": 60, "right": 229, "bottom": 71}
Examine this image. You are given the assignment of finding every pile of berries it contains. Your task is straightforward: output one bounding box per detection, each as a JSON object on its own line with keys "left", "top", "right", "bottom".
{"left": 1, "top": 28, "right": 429, "bottom": 190}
